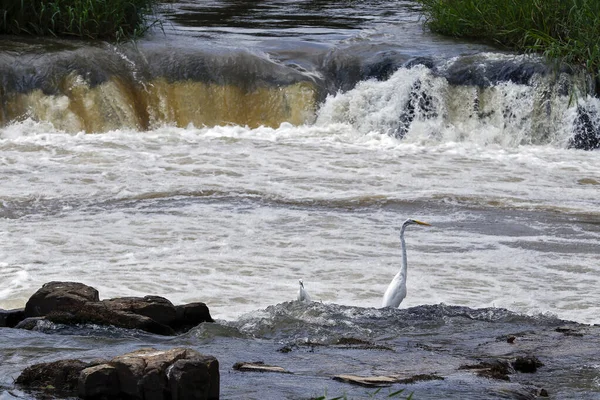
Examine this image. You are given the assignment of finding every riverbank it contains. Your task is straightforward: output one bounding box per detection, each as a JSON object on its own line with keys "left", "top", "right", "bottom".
{"left": 0, "top": 0, "right": 158, "bottom": 39}
{"left": 417, "top": 0, "right": 600, "bottom": 92}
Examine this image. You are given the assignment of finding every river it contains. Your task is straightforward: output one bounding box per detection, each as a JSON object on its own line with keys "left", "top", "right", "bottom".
{"left": 0, "top": 0, "right": 599, "bottom": 398}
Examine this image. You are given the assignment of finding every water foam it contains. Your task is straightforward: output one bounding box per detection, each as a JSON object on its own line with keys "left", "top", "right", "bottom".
{"left": 316, "top": 61, "right": 598, "bottom": 148}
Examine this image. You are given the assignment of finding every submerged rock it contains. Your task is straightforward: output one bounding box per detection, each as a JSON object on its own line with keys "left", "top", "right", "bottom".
{"left": 233, "top": 361, "right": 290, "bottom": 374}
{"left": 513, "top": 356, "right": 544, "bottom": 373}
{"left": 12, "top": 281, "right": 213, "bottom": 335}
{"left": 16, "top": 347, "right": 219, "bottom": 400}
{"left": 460, "top": 355, "right": 543, "bottom": 380}
{"left": 459, "top": 361, "right": 513, "bottom": 381}
{"left": 333, "top": 373, "right": 444, "bottom": 388}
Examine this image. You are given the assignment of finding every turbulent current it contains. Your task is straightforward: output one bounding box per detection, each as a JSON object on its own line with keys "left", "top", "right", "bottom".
{"left": 0, "top": 0, "right": 599, "bottom": 398}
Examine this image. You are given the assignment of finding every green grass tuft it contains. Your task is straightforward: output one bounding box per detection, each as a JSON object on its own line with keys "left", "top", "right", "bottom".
{"left": 0, "top": 0, "right": 159, "bottom": 40}
{"left": 417, "top": 0, "right": 600, "bottom": 86}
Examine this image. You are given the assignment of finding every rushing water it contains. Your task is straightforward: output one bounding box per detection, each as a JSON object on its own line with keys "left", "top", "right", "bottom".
{"left": 1, "top": 0, "right": 600, "bottom": 398}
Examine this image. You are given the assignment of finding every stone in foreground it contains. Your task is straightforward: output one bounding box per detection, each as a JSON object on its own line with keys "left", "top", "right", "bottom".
{"left": 16, "top": 347, "right": 219, "bottom": 400}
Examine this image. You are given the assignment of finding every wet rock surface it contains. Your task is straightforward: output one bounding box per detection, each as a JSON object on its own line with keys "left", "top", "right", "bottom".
{"left": 233, "top": 361, "right": 290, "bottom": 374}
{"left": 3, "top": 281, "right": 213, "bottom": 334}
{"left": 3, "top": 302, "right": 600, "bottom": 399}
{"left": 15, "top": 348, "right": 219, "bottom": 400}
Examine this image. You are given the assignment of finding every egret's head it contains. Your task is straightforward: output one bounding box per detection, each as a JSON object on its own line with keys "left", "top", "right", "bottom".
{"left": 299, "top": 279, "right": 304, "bottom": 288}
{"left": 403, "top": 218, "right": 431, "bottom": 228}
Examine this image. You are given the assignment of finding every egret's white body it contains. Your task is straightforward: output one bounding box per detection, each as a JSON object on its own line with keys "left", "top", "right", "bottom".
{"left": 297, "top": 279, "right": 311, "bottom": 302}
{"left": 382, "top": 219, "right": 430, "bottom": 308}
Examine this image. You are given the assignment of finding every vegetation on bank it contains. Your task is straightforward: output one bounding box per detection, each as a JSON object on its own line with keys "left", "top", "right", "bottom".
{"left": 416, "top": 0, "right": 600, "bottom": 83}
{"left": 0, "top": 0, "right": 158, "bottom": 40}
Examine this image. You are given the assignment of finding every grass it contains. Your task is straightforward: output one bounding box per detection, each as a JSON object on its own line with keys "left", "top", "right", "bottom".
{"left": 0, "top": 0, "right": 159, "bottom": 40}
{"left": 416, "top": 0, "right": 600, "bottom": 88}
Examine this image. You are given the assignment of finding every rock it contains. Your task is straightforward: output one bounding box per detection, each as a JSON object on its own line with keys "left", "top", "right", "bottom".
{"left": 332, "top": 373, "right": 444, "bottom": 388}
{"left": 277, "top": 345, "right": 293, "bottom": 353}
{"left": 46, "top": 302, "right": 176, "bottom": 336}
{"left": 169, "top": 358, "right": 218, "bottom": 400}
{"left": 24, "top": 282, "right": 99, "bottom": 317}
{"left": 17, "top": 347, "right": 219, "bottom": 400}
{"left": 395, "top": 373, "right": 445, "bottom": 384}
{"left": 111, "top": 350, "right": 150, "bottom": 397}
{"left": 233, "top": 361, "right": 290, "bottom": 373}
{"left": 102, "top": 296, "right": 178, "bottom": 326}
{"left": 141, "top": 368, "right": 169, "bottom": 400}
{"left": 569, "top": 105, "right": 600, "bottom": 150}
{"left": 175, "top": 302, "right": 214, "bottom": 330}
{"left": 77, "top": 364, "right": 120, "bottom": 398}
{"left": 512, "top": 356, "right": 543, "bottom": 373}
{"left": 333, "top": 374, "right": 397, "bottom": 387}
{"left": 459, "top": 361, "right": 512, "bottom": 381}
{"left": 14, "top": 317, "right": 49, "bottom": 330}
{"left": 333, "top": 337, "right": 394, "bottom": 351}
{"left": 555, "top": 326, "right": 585, "bottom": 337}
{"left": 0, "top": 308, "right": 25, "bottom": 327}
{"left": 15, "top": 359, "right": 91, "bottom": 393}
{"left": 15, "top": 282, "right": 213, "bottom": 335}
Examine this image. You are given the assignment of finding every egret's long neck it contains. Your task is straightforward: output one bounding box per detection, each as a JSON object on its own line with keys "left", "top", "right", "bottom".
{"left": 399, "top": 225, "right": 408, "bottom": 281}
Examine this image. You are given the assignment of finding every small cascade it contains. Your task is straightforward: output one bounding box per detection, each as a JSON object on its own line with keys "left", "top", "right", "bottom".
{"left": 317, "top": 54, "right": 600, "bottom": 149}
{"left": 0, "top": 40, "right": 599, "bottom": 149}
{"left": 0, "top": 41, "right": 319, "bottom": 132}
{"left": 1, "top": 75, "right": 316, "bottom": 132}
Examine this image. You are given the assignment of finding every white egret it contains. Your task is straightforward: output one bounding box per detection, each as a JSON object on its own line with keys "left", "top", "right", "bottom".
{"left": 297, "top": 279, "right": 312, "bottom": 302}
{"left": 382, "top": 218, "right": 431, "bottom": 308}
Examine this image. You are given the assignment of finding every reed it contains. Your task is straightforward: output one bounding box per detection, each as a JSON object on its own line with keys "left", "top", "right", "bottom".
{"left": 0, "top": 0, "right": 158, "bottom": 40}
{"left": 417, "top": 0, "right": 600, "bottom": 84}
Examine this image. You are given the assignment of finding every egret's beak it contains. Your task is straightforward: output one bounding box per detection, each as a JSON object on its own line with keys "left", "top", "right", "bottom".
{"left": 414, "top": 220, "right": 431, "bottom": 226}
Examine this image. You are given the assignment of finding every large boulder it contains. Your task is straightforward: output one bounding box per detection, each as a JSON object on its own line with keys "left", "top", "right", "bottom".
{"left": 16, "top": 348, "right": 219, "bottom": 400}
{"left": 15, "top": 282, "right": 213, "bottom": 335}
{"left": 24, "top": 281, "right": 99, "bottom": 317}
